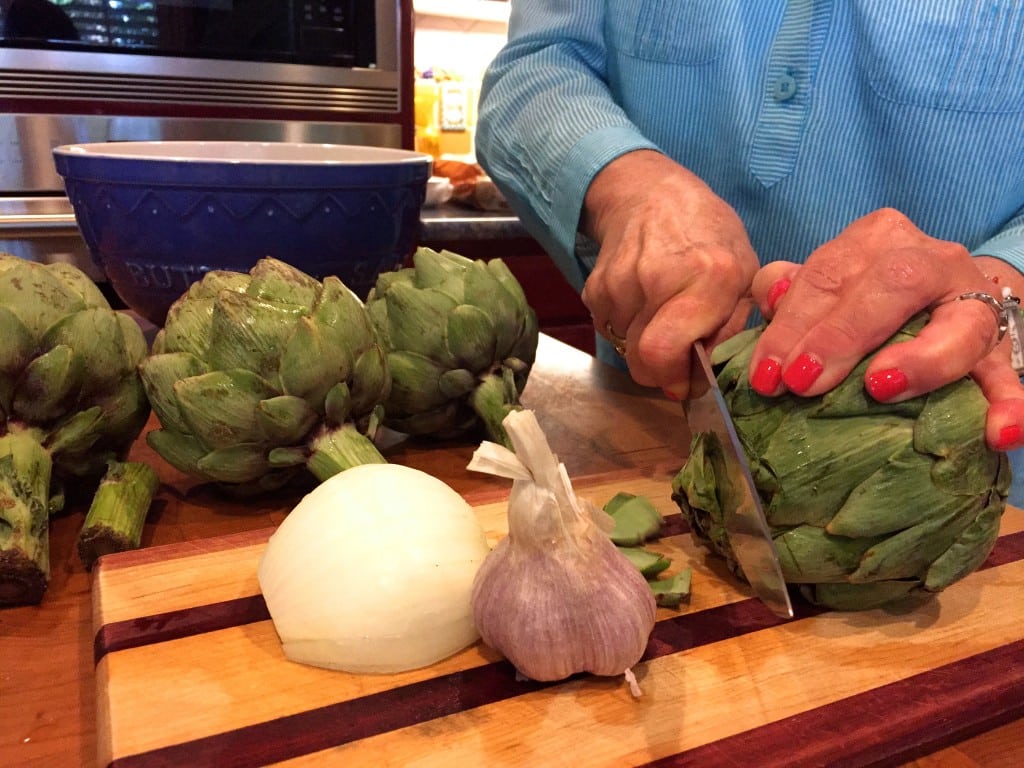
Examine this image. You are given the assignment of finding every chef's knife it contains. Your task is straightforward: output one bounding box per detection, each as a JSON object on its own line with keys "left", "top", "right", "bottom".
{"left": 686, "top": 341, "right": 794, "bottom": 619}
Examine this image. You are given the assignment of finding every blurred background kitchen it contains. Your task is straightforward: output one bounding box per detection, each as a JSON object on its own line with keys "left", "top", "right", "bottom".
{"left": 0, "top": 0, "right": 595, "bottom": 352}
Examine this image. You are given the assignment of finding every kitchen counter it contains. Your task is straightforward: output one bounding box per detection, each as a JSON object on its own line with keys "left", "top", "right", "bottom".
{"left": 1, "top": 335, "right": 1022, "bottom": 767}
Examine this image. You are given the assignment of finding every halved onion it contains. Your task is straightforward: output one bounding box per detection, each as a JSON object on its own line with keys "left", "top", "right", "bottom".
{"left": 257, "top": 463, "right": 490, "bottom": 673}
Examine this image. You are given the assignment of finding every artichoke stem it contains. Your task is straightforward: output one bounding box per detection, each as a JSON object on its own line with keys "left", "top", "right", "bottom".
{"left": 306, "top": 423, "right": 387, "bottom": 482}
{"left": 77, "top": 461, "right": 160, "bottom": 570}
{"left": 0, "top": 430, "right": 53, "bottom": 606}
{"left": 469, "top": 370, "right": 519, "bottom": 450}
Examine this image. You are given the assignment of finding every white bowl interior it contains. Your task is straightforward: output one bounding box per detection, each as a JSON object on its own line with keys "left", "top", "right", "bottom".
{"left": 54, "top": 141, "right": 433, "bottom": 165}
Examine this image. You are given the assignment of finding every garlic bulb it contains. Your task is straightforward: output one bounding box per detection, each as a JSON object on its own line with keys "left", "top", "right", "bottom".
{"left": 468, "top": 410, "right": 657, "bottom": 689}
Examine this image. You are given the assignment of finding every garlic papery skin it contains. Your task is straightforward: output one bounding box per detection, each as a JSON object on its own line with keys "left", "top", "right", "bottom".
{"left": 257, "top": 463, "right": 491, "bottom": 674}
{"left": 468, "top": 410, "right": 657, "bottom": 684}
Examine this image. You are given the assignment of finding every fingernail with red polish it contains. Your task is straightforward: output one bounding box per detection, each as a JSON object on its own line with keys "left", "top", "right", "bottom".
{"left": 766, "top": 278, "right": 791, "bottom": 313}
{"left": 866, "top": 368, "right": 908, "bottom": 401}
{"left": 782, "top": 354, "right": 824, "bottom": 394}
{"left": 751, "top": 358, "right": 782, "bottom": 395}
{"left": 996, "top": 424, "right": 1022, "bottom": 451}
{"left": 662, "top": 386, "right": 683, "bottom": 402}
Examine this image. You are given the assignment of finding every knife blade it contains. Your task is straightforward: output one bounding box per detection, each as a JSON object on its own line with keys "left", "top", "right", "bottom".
{"left": 686, "top": 341, "right": 794, "bottom": 619}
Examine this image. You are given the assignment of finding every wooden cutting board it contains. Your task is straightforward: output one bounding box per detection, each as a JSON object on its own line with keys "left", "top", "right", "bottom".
{"left": 92, "top": 469, "right": 1024, "bottom": 768}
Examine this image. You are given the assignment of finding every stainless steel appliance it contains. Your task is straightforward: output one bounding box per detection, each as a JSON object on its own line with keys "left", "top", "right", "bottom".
{"left": 0, "top": 0, "right": 413, "bottom": 286}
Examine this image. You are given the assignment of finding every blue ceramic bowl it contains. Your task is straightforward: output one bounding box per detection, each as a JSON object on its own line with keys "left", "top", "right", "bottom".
{"left": 53, "top": 141, "right": 432, "bottom": 325}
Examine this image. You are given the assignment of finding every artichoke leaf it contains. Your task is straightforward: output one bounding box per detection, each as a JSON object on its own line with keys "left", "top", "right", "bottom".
{"left": 774, "top": 524, "right": 881, "bottom": 583}
{"left": 206, "top": 291, "right": 304, "bottom": 382}
{"left": 161, "top": 295, "right": 216, "bottom": 359}
{"left": 762, "top": 412, "right": 912, "bottom": 528}
{"left": 184, "top": 269, "right": 250, "bottom": 300}
{"left": 12, "top": 344, "right": 80, "bottom": 424}
{"left": 323, "top": 381, "right": 352, "bottom": 426}
{"left": 115, "top": 313, "right": 150, "bottom": 369}
{"left": 923, "top": 503, "right": 1003, "bottom": 591}
{"left": 0, "top": 306, "right": 33, "bottom": 416}
{"left": 916, "top": 382, "right": 995, "bottom": 495}
{"left": 145, "top": 430, "right": 209, "bottom": 477}
{"left": 347, "top": 343, "right": 390, "bottom": 416}
{"left": 438, "top": 368, "right": 477, "bottom": 400}
{"left": 139, "top": 352, "right": 210, "bottom": 434}
{"left": 801, "top": 580, "right": 919, "bottom": 611}
{"left": 827, "top": 445, "right": 970, "bottom": 538}
{"left": 378, "top": 281, "right": 458, "bottom": 363}
{"left": 195, "top": 443, "right": 273, "bottom": 484}
{"left": 44, "top": 308, "right": 133, "bottom": 399}
{"left": 0, "top": 260, "right": 84, "bottom": 337}
{"left": 385, "top": 350, "right": 450, "bottom": 414}
{"left": 464, "top": 260, "right": 519, "bottom": 358}
{"left": 446, "top": 304, "right": 497, "bottom": 372}
{"left": 43, "top": 262, "right": 111, "bottom": 309}
{"left": 246, "top": 257, "right": 322, "bottom": 308}
{"left": 174, "top": 369, "right": 277, "bottom": 449}
{"left": 314, "top": 276, "right": 375, "bottom": 343}
{"left": 257, "top": 395, "right": 319, "bottom": 444}
{"left": 848, "top": 499, "right": 981, "bottom": 583}
{"left": 278, "top": 315, "right": 351, "bottom": 409}
{"left": 45, "top": 406, "right": 105, "bottom": 459}
{"left": 410, "top": 247, "right": 471, "bottom": 289}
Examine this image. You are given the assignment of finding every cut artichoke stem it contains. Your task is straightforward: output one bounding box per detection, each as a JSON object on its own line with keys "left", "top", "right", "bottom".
{"left": 77, "top": 461, "right": 160, "bottom": 570}
{"left": 468, "top": 369, "right": 520, "bottom": 450}
{"left": 0, "top": 430, "right": 53, "bottom": 606}
{"left": 306, "top": 423, "right": 388, "bottom": 482}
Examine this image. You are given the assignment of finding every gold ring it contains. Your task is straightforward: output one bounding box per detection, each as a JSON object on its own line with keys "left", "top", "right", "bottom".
{"left": 605, "top": 322, "right": 627, "bottom": 356}
{"left": 958, "top": 291, "right": 1016, "bottom": 341}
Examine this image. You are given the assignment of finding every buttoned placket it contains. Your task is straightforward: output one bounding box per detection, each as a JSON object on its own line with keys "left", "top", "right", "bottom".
{"left": 749, "top": 0, "right": 834, "bottom": 187}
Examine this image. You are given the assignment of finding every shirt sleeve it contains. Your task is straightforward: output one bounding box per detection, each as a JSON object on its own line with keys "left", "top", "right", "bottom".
{"left": 474, "top": 1, "right": 660, "bottom": 290}
{"left": 972, "top": 206, "right": 1024, "bottom": 277}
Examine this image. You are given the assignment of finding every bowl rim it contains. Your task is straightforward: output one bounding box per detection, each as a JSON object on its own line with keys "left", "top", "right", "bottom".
{"left": 52, "top": 140, "right": 433, "bottom": 166}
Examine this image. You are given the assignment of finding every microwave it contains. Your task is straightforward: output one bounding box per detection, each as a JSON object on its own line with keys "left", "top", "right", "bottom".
{"left": 0, "top": 0, "right": 414, "bottom": 276}
{"left": 0, "top": 0, "right": 406, "bottom": 118}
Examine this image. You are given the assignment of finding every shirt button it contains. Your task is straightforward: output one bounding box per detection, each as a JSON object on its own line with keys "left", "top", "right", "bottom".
{"left": 773, "top": 73, "right": 798, "bottom": 101}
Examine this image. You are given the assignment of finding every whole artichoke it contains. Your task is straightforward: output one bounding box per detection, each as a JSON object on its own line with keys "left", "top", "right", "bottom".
{"left": 366, "top": 247, "right": 539, "bottom": 447}
{"left": 0, "top": 254, "right": 150, "bottom": 604}
{"left": 672, "top": 315, "right": 1010, "bottom": 611}
{"left": 139, "top": 258, "right": 390, "bottom": 493}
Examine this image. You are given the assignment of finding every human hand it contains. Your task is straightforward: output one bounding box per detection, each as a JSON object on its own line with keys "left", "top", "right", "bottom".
{"left": 580, "top": 150, "right": 758, "bottom": 398}
{"left": 749, "top": 208, "right": 1024, "bottom": 452}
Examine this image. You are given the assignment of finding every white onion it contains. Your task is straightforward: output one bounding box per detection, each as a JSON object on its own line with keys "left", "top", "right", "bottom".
{"left": 257, "top": 463, "right": 490, "bottom": 674}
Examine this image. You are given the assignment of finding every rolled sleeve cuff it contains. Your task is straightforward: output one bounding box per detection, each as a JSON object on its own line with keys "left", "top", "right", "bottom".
{"left": 547, "top": 126, "right": 661, "bottom": 286}
{"left": 972, "top": 226, "right": 1024, "bottom": 276}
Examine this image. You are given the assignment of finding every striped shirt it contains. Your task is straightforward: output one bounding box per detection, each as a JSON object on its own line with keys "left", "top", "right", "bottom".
{"left": 475, "top": 0, "right": 1024, "bottom": 291}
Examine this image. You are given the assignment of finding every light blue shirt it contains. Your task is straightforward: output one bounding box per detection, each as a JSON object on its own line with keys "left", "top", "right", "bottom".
{"left": 475, "top": 0, "right": 1024, "bottom": 504}
{"left": 475, "top": 0, "right": 1024, "bottom": 292}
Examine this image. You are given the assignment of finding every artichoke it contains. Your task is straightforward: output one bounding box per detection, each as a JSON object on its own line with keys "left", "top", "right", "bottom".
{"left": 672, "top": 315, "right": 1010, "bottom": 611}
{"left": 0, "top": 254, "right": 150, "bottom": 604}
{"left": 139, "top": 258, "right": 391, "bottom": 494}
{"left": 366, "top": 247, "right": 539, "bottom": 447}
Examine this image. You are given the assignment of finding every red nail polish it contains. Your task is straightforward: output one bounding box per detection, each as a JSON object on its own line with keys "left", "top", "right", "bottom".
{"left": 782, "top": 353, "right": 824, "bottom": 394}
{"left": 766, "top": 278, "right": 791, "bottom": 313}
{"left": 996, "top": 424, "right": 1022, "bottom": 451}
{"left": 662, "top": 387, "right": 682, "bottom": 402}
{"left": 866, "top": 368, "right": 908, "bottom": 401}
{"left": 751, "top": 358, "right": 782, "bottom": 394}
